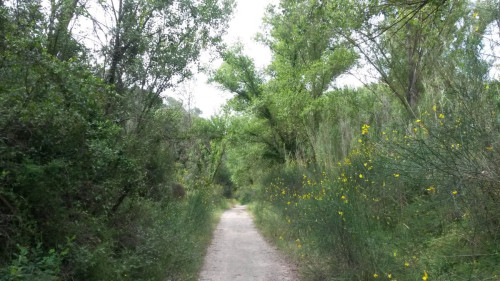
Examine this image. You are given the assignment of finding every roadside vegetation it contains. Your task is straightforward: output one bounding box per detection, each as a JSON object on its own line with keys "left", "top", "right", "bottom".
{"left": 213, "top": 0, "right": 500, "bottom": 280}
{"left": 0, "top": 0, "right": 234, "bottom": 279}
{"left": 2, "top": 0, "right": 500, "bottom": 280}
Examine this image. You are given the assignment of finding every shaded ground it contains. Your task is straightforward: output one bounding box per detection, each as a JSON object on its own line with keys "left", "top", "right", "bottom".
{"left": 198, "top": 205, "right": 299, "bottom": 281}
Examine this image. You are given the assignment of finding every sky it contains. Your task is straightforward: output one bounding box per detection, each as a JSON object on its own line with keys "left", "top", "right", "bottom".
{"left": 164, "top": 0, "right": 278, "bottom": 118}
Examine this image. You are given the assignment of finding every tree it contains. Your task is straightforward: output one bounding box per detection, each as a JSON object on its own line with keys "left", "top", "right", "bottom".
{"left": 341, "top": 0, "right": 498, "bottom": 115}
{"left": 101, "top": 0, "right": 234, "bottom": 117}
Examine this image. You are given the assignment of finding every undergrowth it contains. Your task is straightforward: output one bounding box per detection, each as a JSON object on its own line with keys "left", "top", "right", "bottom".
{"left": 246, "top": 103, "right": 500, "bottom": 280}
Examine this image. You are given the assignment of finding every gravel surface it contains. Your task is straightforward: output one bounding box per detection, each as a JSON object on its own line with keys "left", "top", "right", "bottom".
{"left": 198, "top": 205, "right": 299, "bottom": 281}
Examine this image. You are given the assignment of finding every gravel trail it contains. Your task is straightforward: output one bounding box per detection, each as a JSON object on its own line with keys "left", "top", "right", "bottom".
{"left": 198, "top": 205, "right": 299, "bottom": 281}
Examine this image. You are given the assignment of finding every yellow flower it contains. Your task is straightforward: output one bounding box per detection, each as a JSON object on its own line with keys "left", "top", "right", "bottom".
{"left": 287, "top": 201, "right": 291, "bottom": 205}
{"left": 341, "top": 195, "right": 346, "bottom": 200}
{"left": 338, "top": 211, "right": 344, "bottom": 216}
{"left": 359, "top": 174, "right": 364, "bottom": 178}
{"left": 393, "top": 252, "right": 397, "bottom": 257}
{"left": 297, "top": 244, "right": 302, "bottom": 248}
{"left": 415, "top": 119, "right": 421, "bottom": 123}
{"left": 362, "top": 124, "right": 370, "bottom": 135}
{"left": 394, "top": 174, "right": 400, "bottom": 178}
{"left": 486, "top": 146, "right": 493, "bottom": 150}
{"left": 432, "top": 105, "right": 437, "bottom": 111}
{"left": 405, "top": 262, "right": 410, "bottom": 267}
{"left": 452, "top": 190, "right": 458, "bottom": 195}
{"left": 374, "top": 273, "right": 378, "bottom": 278}
{"left": 473, "top": 12, "right": 478, "bottom": 18}
{"left": 422, "top": 270, "right": 428, "bottom": 280}
{"left": 358, "top": 139, "right": 363, "bottom": 143}
{"left": 438, "top": 113, "right": 445, "bottom": 119}
{"left": 279, "top": 236, "right": 283, "bottom": 240}
{"left": 426, "top": 186, "right": 435, "bottom": 193}
{"left": 388, "top": 273, "right": 392, "bottom": 278}
{"left": 296, "top": 238, "right": 300, "bottom": 242}
{"left": 282, "top": 190, "right": 286, "bottom": 195}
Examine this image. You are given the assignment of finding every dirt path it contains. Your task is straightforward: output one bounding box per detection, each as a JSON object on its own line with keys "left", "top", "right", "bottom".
{"left": 198, "top": 205, "right": 299, "bottom": 281}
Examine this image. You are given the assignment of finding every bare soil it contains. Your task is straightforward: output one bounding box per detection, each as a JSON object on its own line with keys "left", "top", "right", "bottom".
{"left": 198, "top": 205, "right": 299, "bottom": 281}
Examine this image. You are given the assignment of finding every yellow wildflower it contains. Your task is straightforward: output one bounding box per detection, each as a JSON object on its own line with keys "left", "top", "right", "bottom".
{"left": 394, "top": 174, "right": 400, "bottom": 178}
{"left": 374, "top": 273, "right": 378, "bottom": 278}
{"left": 359, "top": 174, "right": 364, "bottom": 179}
{"left": 452, "top": 190, "right": 458, "bottom": 195}
{"left": 297, "top": 244, "right": 302, "bottom": 248}
{"left": 439, "top": 113, "right": 445, "bottom": 119}
{"left": 422, "top": 270, "right": 428, "bottom": 280}
{"left": 405, "top": 262, "right": 410, "bottom": 267}
{"left": 432, "top": 105, "right": 437, "bottom": 111}
{"left": 362, "top": 124, "right": 370, "bottom": 135}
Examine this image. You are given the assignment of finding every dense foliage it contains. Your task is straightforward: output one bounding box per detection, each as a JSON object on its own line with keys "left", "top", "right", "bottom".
{"left": 2, "top": 0, "right": 500, "bottom": 280}
{"left": 0, "top": 0, "right": 233, "bottom": 279}
{"left": 213, "top": 0, "right": 500, "bottom": 280}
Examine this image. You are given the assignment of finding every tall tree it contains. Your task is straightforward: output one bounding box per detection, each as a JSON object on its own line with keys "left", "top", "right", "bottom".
{"left": 102, "top": 0, "right": 234, "bottom": 117}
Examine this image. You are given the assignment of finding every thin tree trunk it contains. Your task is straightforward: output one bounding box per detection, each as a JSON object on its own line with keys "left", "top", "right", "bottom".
{"left": 106, "top": 0, "right": 124, "bottom": 86}
{"left": 47, "top": 0, "right": 79, "bottom": 58}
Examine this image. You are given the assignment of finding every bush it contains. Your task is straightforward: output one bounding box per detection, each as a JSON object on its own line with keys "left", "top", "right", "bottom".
{"left": 249, "top": 100, "right": 500, "bottom": 280}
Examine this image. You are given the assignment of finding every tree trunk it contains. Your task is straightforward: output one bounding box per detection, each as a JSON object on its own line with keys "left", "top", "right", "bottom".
{"left": 47, "top": 0, "right": 79, "bottom": 58}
